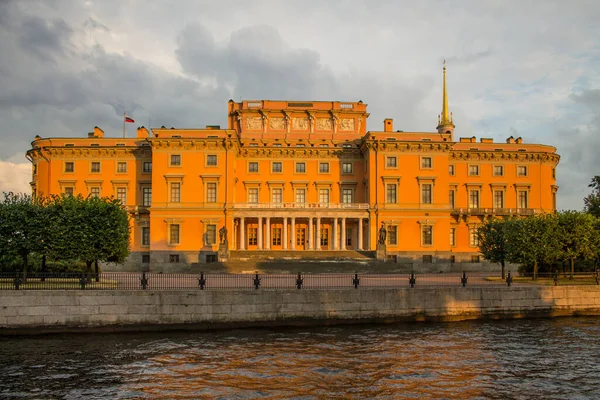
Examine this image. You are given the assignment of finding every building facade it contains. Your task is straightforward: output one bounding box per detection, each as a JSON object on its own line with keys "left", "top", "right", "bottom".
{"left": 26, "top": 67, "right": 560, "bottom": 271}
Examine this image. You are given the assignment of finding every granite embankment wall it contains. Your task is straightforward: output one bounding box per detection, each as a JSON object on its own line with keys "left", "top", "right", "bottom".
{"left": 1, "top": 286, "right": 600, "bottom": 334}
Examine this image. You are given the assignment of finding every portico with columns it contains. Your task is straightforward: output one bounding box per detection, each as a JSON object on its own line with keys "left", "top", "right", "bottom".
{"left": 232, "top": 211, "right": 370, "bottom": 252}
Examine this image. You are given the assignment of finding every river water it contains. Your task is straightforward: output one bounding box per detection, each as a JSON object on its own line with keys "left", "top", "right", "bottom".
{"left": 1, "top": 317, "right": 599, "bottom": 399}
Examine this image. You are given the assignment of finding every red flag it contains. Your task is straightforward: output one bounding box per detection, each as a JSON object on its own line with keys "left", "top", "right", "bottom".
{"left": 125, "top": 115, "right": 135, "bottom": 123}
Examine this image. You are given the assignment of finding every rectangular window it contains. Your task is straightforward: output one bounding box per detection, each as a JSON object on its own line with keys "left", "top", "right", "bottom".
{"left": 296, "top": 162, "right": 306, "bottom": 173}
{"left": 90, "top": 187, "right": 100, "bottom": 198}
{"left": 448, "top": 164, "right": 455, "bottom": 176}
{"left": 91, "top": 162, "right": 100, "bottom": 173}
{"left": 272, "top": 162, "right": 282, "bottom": 173}
{"left": 386, "top": 156, "right": 397, "bottom": 168}
{"left": 423, "top": 255, "right": 433, "bottom": 263}
{"left": 421, "top": 157, "right": 432, "bottom": 169}
{"left": 342, "top": 188, "right": 353, "bottom": 204}
{"left": 319, "top": 189, "right": 330, "bottom": 204}
{"left": 65, "top": 162, "right": 74, "bottom": 173}
{"left": 207, "top": 155, "right": 217, "bottom": 166}
{"left": 471, "top": 255, "right": 481, "bottom": 263}
{"left": 272, "top": 228, "right": 282, "bottom": 246}
{"left": 207, "top": 183, "right": 217, "bottom": 203}
{"left": 142, "top": 254, "right": 150, "bottom": 263}
{"left": 346, "top": 228, "right": 352, "bottom": 247}
{"left": 170, "top": 254, "right": 180, "bottom": 263}
{"left": 342, "top": 163, "right": 353, "bottom": 174}
{"left": 450, "top": 255, "right": 456, "bottom": 263}
{"left": 319, "top": 163, "right": 330, "bottom": 173}
{"left": 206, "top": 224, "right": 216, "bottom": 245}
{"left": 170, "top": 182, "right": 181, "bottom": 203}
{"left": 468, "top": 165, "right": 479, "bottom": 176}
{"left": 320, "top": 227, "right": 329, "bottom": 247}
{"left": 142, "top": 187, "right": 152, "bottom": 206}
{"left": 450, "top": 228, "right": 456, "bottom": 247}
{"left": 388, "top": 226, "right": 397, "bottom": 246}
{"left": 272, "top": 188, "right": 282, "bottom": 204}
{"left": 421, "top": 184, "right": 432, "bottom": 204}
{"left": 295, "top": 189, "right": 306, "bottom": 204}
{"left": 170, "top": 154, "right": 181, "bottom": 166}
{"left": 469, "top": 190, "right": 479, "bottom": 208}
{"left": 387, "top": 184, "right": 397, "bottom": 204}
{"left": 248, "top": 188, "right": 258, "bottom": 203}
{"left": 470, "top": 228, "right": 479, "bottom": 247}
{"left": 493, "top": 165, "right": 504, "bottom": 176}
{"left": 296, "top": 143, "right": 305, "bottom": 147}
{"left": 116, "top": 162, "right": 127, "bottom": 173}
{"left": 320, "top": 144, "right": 329, "bottom": 148}
{"left": 422, "top": 226, "right": 433, "bottom": 246}
{"left": 517, "top": 166, "right": 528, "bottom": 176}
{"left": 552, "top": 168, "right": 556, "bottom": 179}
{"left": 449, "top": 190, "right": 455, "bottom": 208}
{"left": 518, "top": 191, "right": 528, "bottom": 208}
{"left": 64, "top": 187, "right": 74, "bottom": 196}
{"left": 248, "top": 228, "right": 257, "bottom": 246}
{"left": 141, "top": 227, "right": 150, "bottom": 246}
{"left": 116, "top": 187, "right": 127, "bottom": 204}
{"left": 273, "top": 143, "right": 282, "bottom": 147}
{"left": 169, "top": 224, "right": 180, "bottom": 245}
{"left": 249, "top": 162, "right": 259, "bottom": 173}
{"left": 143, "top": 161, "right": 152, "bottom": 173}
{"left": 494, "top": 190, "right": 504, "bottom": 209}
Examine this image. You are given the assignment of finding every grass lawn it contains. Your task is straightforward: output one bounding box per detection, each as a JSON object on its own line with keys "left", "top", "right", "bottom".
{"left": 486, "top": 275, "right": 599, "bottom": 286}
{"left": 0, "top": 277, "right": 118, "bottom": 290}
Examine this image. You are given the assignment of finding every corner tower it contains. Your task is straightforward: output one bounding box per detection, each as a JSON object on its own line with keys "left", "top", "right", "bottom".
{"left": 436, "top": 60, "right": 455, "bottom": 138}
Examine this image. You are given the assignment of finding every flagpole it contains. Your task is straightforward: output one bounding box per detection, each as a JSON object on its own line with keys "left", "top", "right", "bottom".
{"left": 123, "top": 112, "right": 126, "bottom": 138}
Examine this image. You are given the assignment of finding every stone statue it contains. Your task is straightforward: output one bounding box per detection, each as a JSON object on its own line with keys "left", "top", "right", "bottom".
{"left": 378, "top": 226, "right": 387, "bottom": 245}
{"left": 219, "top": 226, "right": 228, "bottom": 244}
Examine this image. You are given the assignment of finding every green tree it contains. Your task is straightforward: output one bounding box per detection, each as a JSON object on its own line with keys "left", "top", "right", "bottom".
{"left": 557, "top": 210, "right": 600, "bottom": 278}
{"left": 505, "top": 214, "right": 561, "bottom": 279}
{"left": 477, "top": 217, "right": 511, "bottom": 279}
{"left": 584, "top": 176, "right": 600, "bottom": 218}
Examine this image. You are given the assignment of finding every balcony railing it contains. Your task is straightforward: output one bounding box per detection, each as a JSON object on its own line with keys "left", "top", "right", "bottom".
{"left": 231, "top": 202, "right": 369, "bottom": 210}
{"left": 451, "top": 208, "right": 536, "bottom": 216}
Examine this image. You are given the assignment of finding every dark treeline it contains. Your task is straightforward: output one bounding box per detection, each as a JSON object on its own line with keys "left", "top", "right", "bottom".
{"left": 0, "top": 193, "right": 130, "bottom": 276}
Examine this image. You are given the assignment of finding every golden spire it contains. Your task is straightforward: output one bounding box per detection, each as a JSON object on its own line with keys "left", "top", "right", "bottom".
{"left": 440, "top": 60, "right": 450, "bottom": 125}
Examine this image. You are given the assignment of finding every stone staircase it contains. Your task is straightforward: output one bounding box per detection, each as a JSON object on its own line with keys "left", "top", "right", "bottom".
{"left": 229, "top": 250, "right": 376, "bottom": 261}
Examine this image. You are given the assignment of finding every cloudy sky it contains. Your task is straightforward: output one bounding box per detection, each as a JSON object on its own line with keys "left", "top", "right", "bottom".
{"left": 1, "top": 0, "right": 599, "bottom": 209}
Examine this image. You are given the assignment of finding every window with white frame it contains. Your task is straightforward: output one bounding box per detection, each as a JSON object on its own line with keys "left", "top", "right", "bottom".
{"left": 422, "top": 225, "right": 433, "bottom": 246}
{"left": 295, "top": 188, "right": 306, "bottom": 204}
{"left": 319, "top": 188, "right": 329, "bottom": 204}
{"left": 273, "top": 228, "right": 282, "bottom": 246}
{"left": 169, "top": 224, "right": 180, "bottom": 245}
{"left": 141, "top": 227, "right": 150, "bottom": 246}
{"left": 142, "top": 187, "right": 152, "bottom": 206}
{"left": 470, "top": 228, "right": 479, "bottom": 247}
{"left": 143, "top": 161, "right": 152, "bottom": 173}
{"left": 206, "top": 224, "right": 216, "bottom": 245}
{"left": 342, "top": 188, "right": 353, "bottom": 204}
{"left": 468, "top": 165, "right": 479, "bottom": 176}
{"left": 116, "top": 187, "right": 127, "bottom": 204}
{"left": 170, "top": 182, "right": 181, "bottom": 203}
{"left": 518, "top": 190, "right": 528, "bottom": 208}
{"left": 342, "top": 163, "right": 353, "bottom": 174}
{"left": 493, "top": 165, "right": 504, "bottom": 176}
{"left": 248, "top": 188, "right": 258, "bottom": 203}
{"left": 387, "top": 184, "right": 397, "bottom": 204}
{"left": 421, "top": 184, "right": 432, "bottom": 204}
{"left": 517, "top": 166, "right": 528, "bottom": 176}
{"left": 296, "top": 162, "right": 306, "bottom": 173}
{"left": 319, "top": 162, "right": 330, "bottom": 173}
{"left": 207, "top": 183, "right": 217, "bottom": 203}
{"left": 272, "top": 162, "right": 282, "bottom": 173}
{"left": 272, "top": 188, "right": 282, "bottom": 204}
{"left": 448, "top": 164, "right": 455, "bottom": 176}
{"left": 469, "top": 190, "right": 479, "bottom": 208}
{"left": 494, "top": 190, "right": 504, "bottom": 209}
{"left": 388, "top": 226, "right": 398, "bottom": 245}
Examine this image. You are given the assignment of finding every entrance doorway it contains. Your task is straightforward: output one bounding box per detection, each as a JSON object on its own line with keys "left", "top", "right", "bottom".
{"left": 345, "top": 227, "right": 353, "bottom": 250}
{"left": 296, "top": 227, "right": 306, "bottom": 250}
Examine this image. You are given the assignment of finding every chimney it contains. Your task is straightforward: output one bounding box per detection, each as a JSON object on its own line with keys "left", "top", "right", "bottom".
{"left": 93, "top": 126, "right": 104, "bottom": 138}
{"left": 506, "top": 136, "right": 516, "bottom": 144}
{"left": 516, "top": 137, "right": 523, "bottom": 144}
{"left": 384, "top": 118, "right": 393, "bottom": 132}
{"left": 137, "top": 126, "right": 150, "bottom": 138}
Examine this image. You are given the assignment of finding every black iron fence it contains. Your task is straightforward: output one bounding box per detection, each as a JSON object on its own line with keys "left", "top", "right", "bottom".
{"left": 0, "top": 271, "right": 598, "bottom": 291}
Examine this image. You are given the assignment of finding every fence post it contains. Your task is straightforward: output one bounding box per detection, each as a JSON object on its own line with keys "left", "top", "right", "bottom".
{"left": 253, "top": 273, "right": 261, "bottom": 290}
{"left": 140, "top": 272, "right": 148, "bottom": 290}
{"left": 596, "top": 269, "right": 599, "bottom": 286}
{"left": 296, "top": 272, "right": 303, "bottom": 289}
{"left": 409, "top": 272, "right": 416, "bottom": 288}
{"left": 198, "top": 272, "right": 206, "bottom": 290}
{"left": 13, "top": 271, "right": 21, "bottom": 290}
{"left": 554, "top": 271, "right": 559, "bottom": 286}
{"left": 352, "top": 273, "right": 360, "bottom": 289}
{"left": 506, "top": 272, "right": 513, "bottom": 287}
{"left": 79, "top": 273, "right": 87, "bottom": 290}
{"left": 461, "top": 271, "right": 468, "bottom": 287}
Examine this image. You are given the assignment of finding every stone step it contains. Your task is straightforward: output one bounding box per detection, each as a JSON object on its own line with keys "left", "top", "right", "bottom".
{"left": 229, "top": 250, "right": 376, "bottom": 261}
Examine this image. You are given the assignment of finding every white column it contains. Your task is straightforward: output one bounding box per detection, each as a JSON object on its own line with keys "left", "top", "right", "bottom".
{"left": 265, "top": 216, "right": 271, "bottom": 250}
{"left": 358, "top": 218, "right": 363, "bottom": 251}
{"left": 341, "top": 218, "right": 346, "bottom": 250}
{"left": 365, "top": 219, "right": 370, "bottom": 250}
{"left": 308, "top": 217, "right": 313, "bottom": 250}
{"left": 316, "top": 217, "right": 321, "bottom": 250}
{"left": 333, "top": 217, "right": 338, "bottom": 250}
{"left": 283, "top": 218, "right": 288, "bottom": 250}
{"left": 291, "top": 217, "right": 296, "bottom": 250}
{"left": 257, "top": 217, "right": 263, "bottom": 250}
{"left": 240, "top": 217, "right": 245, "bottom": 250}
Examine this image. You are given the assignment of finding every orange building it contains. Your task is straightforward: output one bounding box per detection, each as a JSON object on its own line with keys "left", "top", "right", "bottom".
{"left": 26, "top": 66, "right": 560, "bottom": 271}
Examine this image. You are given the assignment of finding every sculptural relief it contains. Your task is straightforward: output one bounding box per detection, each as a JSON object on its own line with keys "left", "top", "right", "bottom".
{"left": 316, "top": 118, "right": 332, "bottom": 131}
{"left": 292, "top": 117, "right": 309, "bottom": 131}
{"left": 246, "top": 117, "right": 262, "bottom": 131}
{"left": 269, "top": 117, "right": 285, "bottom": 130}
{"left": 340, "top": 118, "right": 355, "bottom": 131}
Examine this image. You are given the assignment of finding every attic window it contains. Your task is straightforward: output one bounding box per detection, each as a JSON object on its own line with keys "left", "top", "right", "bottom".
{"left": 116, "top": 143, "right": 125, "bottom": 147}
{"left": 141, "top": 143, "right": 150, "bottom": 146}
{"left": 518, "top": 149, "right": 526, "bottom": 152}
{"left": 422, "top": 138, "right": 431, "bottom": 141}
{"left": 249, "top": 143, "right": 258, "bottom": 147}
{"left": 495, "top": 148, "right": 503, "bottom": 151}
{"left": 470, "top": 148, "right": 478, "bottom": 151}
{"left": 342, "top": 143, "right": 352, "bottom": 148}
{"left": 386, "top": 138, "right": 396, "bottom": 141}
{"left": 172, "top": 135, "right": 181, "bottom": 138}
{"left": 91, "top": 143, "right": 100, "bottom": 147}
{"left": 65, "top": 143, "right": 74, "bottom": 147}
{"left": 208, "top": 135, "right": 218, "bottom": 138}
